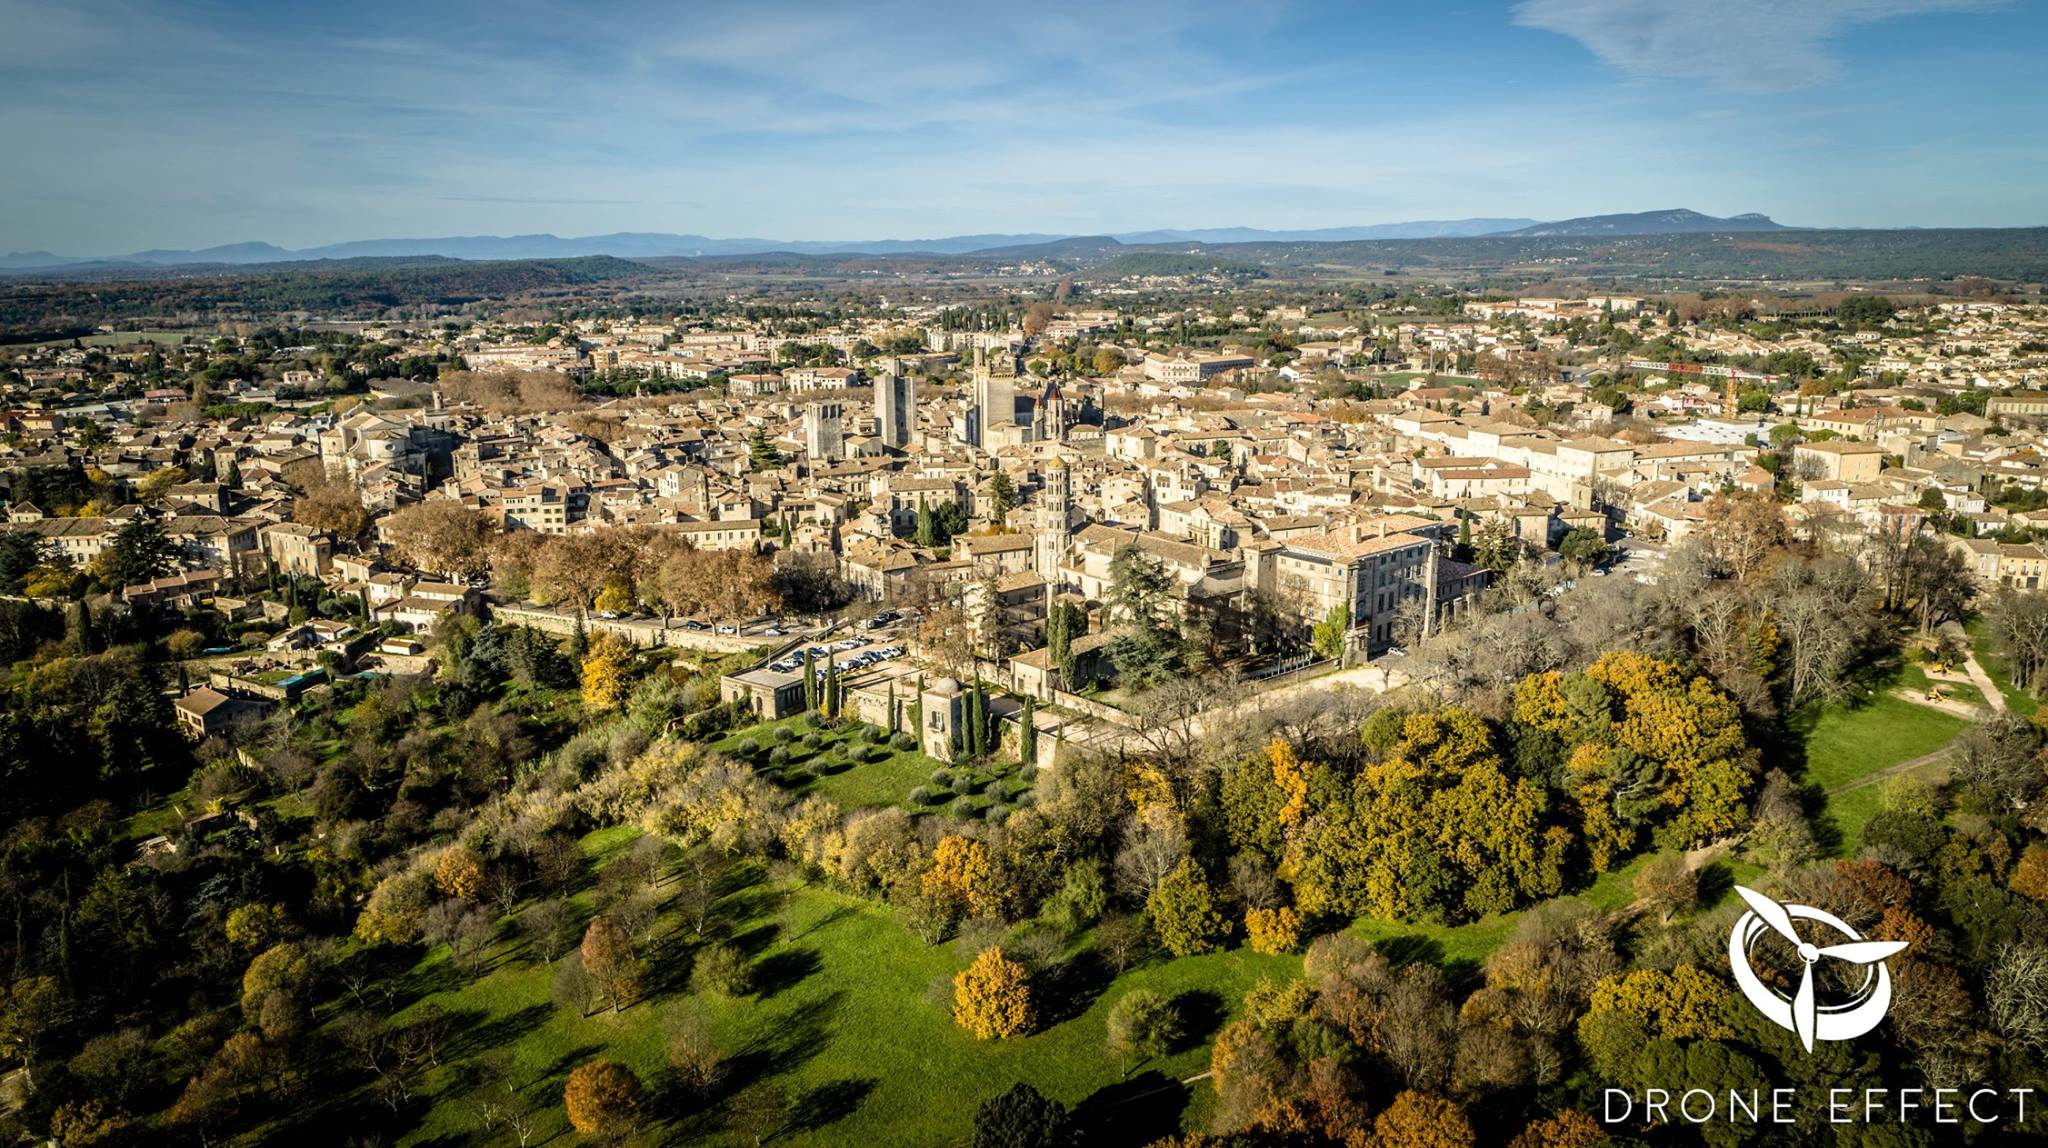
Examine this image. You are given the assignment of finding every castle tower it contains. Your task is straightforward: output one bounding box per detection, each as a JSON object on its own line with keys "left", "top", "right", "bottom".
{"left": 877, "top": 366, "right": 914, "bottom": 450}
{"left": 804, "top": 400, "right": 844, "bottom": 464}
{"left": 1035, "top": 456, "right": 1072, "bottom": 590}
{"left": 974, "top": 369, "right": 1014, "bottom": 453}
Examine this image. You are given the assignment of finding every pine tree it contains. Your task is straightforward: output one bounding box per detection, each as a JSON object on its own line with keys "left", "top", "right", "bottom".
{"left": 570, "top": 610, "right": 589, "bottom": 659}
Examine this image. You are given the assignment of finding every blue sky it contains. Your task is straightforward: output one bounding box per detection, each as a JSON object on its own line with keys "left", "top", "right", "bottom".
{"left": 1, "top": 0, "right": 2042, "bottom": 254}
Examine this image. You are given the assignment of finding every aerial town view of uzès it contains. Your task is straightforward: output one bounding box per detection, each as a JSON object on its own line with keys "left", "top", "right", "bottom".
{"left": 4, "top": 2, "right": 2048, "bottom": 1146}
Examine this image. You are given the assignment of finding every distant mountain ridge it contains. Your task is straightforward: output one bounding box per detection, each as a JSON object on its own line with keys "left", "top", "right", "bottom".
{"left": 1, "top": 210, "right": 1800, "bottom": 270}
{"left": 1, "top": 219, "right": 1540, "bottom": 269}
{"left": 1500, "top": 209, "right": 1785, "bottom": 237}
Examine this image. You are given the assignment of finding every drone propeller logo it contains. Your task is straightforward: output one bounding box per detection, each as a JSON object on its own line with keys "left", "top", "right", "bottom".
{"left": 1728, "top": 886, "right": 1909, "bottom": 1053}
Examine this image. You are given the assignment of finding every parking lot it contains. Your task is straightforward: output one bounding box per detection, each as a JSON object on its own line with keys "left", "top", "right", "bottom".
{"left": 768, "top": 634, "right": 909, "bottom": 676}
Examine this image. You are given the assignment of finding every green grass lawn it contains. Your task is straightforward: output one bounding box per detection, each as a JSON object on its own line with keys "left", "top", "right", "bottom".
{"left": 19, "top": 328, "right": 194, "bottom": 348}
{"left": 1341, "top": 852, "right": 1669, "bottom": 974}
{"left": 1966, "top": 617, "right": 2038, "bottom": 714}
{"left": 385, "top": 828, "right": 1298, "bottom": 1147}
{"left": 711, "top": 715, "right": 990, "bottom": 813}
{"left": 1792, "top": 691, "right": 1968, "bottom": 852}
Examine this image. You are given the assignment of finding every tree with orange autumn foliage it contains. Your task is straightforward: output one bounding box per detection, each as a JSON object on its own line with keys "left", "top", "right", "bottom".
{"left": 433, "top": 844, "right": 484, "bottom": 902}
{"left": 563, "top": 1059, "right": 642, "bottom": 1142}
{"left": 1371, "top": 1090, "right": 1474, "bottom": 1148}
{"left": 1508, "top": 1109, "right": 1608, "bottom": 1148}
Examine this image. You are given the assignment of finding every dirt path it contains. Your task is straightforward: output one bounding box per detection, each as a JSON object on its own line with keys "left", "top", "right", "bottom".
{"left": 1827, "top": 740, "right": 1962, "bottom": 796}
{"left": 1887, "top": 686, "right": 1982, "bottom": 720}
{"left": 1944, "top": 620, "right": 2007, "bottom": 713}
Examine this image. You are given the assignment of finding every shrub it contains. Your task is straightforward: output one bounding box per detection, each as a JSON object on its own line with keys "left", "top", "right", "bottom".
{"left": 691, "top": 942, "right": 751, "bottom": 997}
{"left": 893, "top": 732, "right": 916, "bottom": 751}
{"left": 773, "top": 726, "right": 797, "bottom": 743}
{"left": 1245, "top": 906, "right": 1303, "bottom": 955}
{"left": 950, "top": 796, "right": 977, "bottom": 818}
{"left": 800, "top": 731, "right": 823, "bottom": 750}
{"left": 166, "top": 628, "right": 208, "bottom": 658}
{"left": 908, "top": 786, "right": 934, "bottom": 805}
{"left": 767, "top": 746, "right": 791, "bottom": 767}
{"left": 1019, "top": 763, "right": 1039, "bottom": 783}
{"left": 930, "top": 768, "right": 953, "bottom": 788}
{"left": 985, "top": 804, "right": 1011, "bottom": 825}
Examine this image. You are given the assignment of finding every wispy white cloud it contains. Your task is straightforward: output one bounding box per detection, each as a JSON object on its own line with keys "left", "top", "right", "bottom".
{"left": 1512, "top": 0, "right": 1997, "bottom": 92}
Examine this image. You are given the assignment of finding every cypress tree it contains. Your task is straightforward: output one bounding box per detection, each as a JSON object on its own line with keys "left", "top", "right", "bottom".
{"left": 803, "top": 649, "right": 817, "bottom": 711}
{"left": 887, "top": 682, "right": 899, "bottom": 734}
{"left": 910, "top": 675, "right": 924, "bottom": 745}
{"left": 1047, "top": 601, "right": 1071, "bottom": 689}
{"left": 823, "top": 651, "right": 838, "bottom": 718}
{"left": 973, "top": 675, "right": 991, "bottom": 756}
{"left": 1019, "top": 695, "right": 1036, "bottom": 765}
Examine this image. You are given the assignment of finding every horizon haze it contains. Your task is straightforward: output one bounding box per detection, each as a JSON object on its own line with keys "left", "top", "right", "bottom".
{"left": 2, "top": 0, "right": 2044, "bottom": 255}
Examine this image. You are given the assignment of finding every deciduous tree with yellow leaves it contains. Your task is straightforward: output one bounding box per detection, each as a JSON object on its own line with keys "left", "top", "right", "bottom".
{"left": 954, "top": 946, "right": 1033, "bottom": 1038}
{"left": 1244, "top": 906, "right": 1302, "bottom": 955}
{"left": 922, "top": 834, "right": 994, "bottom": 916}
{"left": 580, "top": 634, "right": 634, "bottom": 711}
